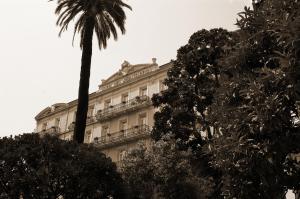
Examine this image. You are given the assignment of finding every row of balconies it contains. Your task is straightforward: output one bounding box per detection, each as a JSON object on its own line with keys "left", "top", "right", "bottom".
{"left": 67, "top": 95, "right": 151, "bottom": 131}
{"left": 67, "top": 116, "right": 97, "bottom": 131}
{"left": 96, "top": 95, "right": 151, "bottom": 122}
{"left": 93, "top": 124, "right": 150, "bottom": 149}
{"left": 39, "top": 126, "right": 60, "bottom": 136}
{"left": 40, "top": 125, "right": 150, "bottom": 150}
{"left": 39, "top": 96, "right": 152, "bottom": 136}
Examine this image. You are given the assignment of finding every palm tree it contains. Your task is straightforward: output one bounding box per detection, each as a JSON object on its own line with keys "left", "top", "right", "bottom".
{"left": 51, "top": 0, "right": 131, "bottom": 143}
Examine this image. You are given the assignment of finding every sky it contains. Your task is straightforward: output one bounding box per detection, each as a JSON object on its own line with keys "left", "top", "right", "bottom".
{"left": 0, "top": 0, "right": 254, "bottom": 136}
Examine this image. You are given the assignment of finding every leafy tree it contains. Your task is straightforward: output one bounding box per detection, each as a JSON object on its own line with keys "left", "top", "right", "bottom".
{"left": 121, "top": 136, "right": 214, "bottom": 199}
{"left": 206, "top": 1, "right": 300, "bottom": 198}
{"left": 50, "top": 0, "right": 131, "bottom": 143}
{"left": 152, "top": 0, "right": 300, "bottom": 198}
{"left": 0, "top": 134, "right": 125, "bottom": 198}
{"left": 151, "top": 28, "right": 237, "bottom": 198}
{"left": 152, "top": 28, "right": 236, "bottom": 149}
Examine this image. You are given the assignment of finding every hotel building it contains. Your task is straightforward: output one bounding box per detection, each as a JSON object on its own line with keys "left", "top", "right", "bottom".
{"left": 35, "top": 59, "right": 171, "bottom": 165}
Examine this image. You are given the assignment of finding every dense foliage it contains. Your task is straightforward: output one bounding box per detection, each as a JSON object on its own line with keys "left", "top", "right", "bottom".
{"left": 121, "top": 136, "right": 214, "bottom": 199}
{"left": 152, "top": 0, "right": 300, "bottom": 198}
{"left": 0, "top": 134, "right": 125, "bottom": 199}
{"left": 152, "top": 28, "right": 236, "bottom": 149}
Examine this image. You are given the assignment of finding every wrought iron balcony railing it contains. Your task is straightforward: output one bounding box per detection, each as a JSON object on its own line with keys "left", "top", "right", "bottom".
{"left": 96, "top": 95, "right": 151, "bottom": 122}
{"left": 39, "top": 126, "right": 60, "bottom": 136}
{"left": 86, "top": 116, "right": 96, "bottom": 124}
{"left": 68, "top": 122, "right": 75, "bottom": 131}
{"left": 93, "top": 124, "right": 150, "bottom": 149}
{"left": 115, "top": 161, "right": 124, "bottom": 169}
{"left": 67, "top": 116, "right": 96, "bottom": 131}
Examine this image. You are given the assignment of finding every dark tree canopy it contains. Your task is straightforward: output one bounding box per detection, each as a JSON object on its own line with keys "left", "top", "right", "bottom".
{"left": 152, "top": 28, "right": 237, "bottom": 149}
{"left": 121, "top": 137, "right": 214, "bottom": 199}
{"left": 0, "top": 134, "right": 125, "bottom": 199}
{"left": 152, "top": 0, "right": 300, "bottom": 198}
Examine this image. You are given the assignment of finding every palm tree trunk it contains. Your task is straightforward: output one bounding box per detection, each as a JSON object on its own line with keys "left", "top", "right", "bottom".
{"left": 74, "top": 17, "right": 95, "bottom": 143}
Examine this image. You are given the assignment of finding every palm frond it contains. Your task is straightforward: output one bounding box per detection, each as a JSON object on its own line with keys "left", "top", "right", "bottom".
{"left": 50, "top": 0, "right": 131, "bottom": 49}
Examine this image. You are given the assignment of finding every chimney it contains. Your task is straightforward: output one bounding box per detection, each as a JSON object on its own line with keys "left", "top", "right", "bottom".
{"left": 152, "top": 58, "right": 157, "bottom": 65}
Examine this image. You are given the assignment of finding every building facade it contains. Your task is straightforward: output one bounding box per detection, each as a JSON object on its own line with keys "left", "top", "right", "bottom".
{"left": 35, "top": 59, "right": 171, "bottom": 164}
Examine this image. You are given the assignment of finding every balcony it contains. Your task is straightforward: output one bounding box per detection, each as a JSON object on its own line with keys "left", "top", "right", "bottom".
{"left": 67, "top": 116, "right": 96, "bottom": 131}
{"left": 93, "top": 124, "right": 150, "bottom": 149}
{"left": 86, "top": 116, "right": 96, "bottom": 124}
{"left": 115, "top": 161, "right": 124, "bottom": 169}
{"left": 68, "top": 122, "right": 75, "bottom": 131}
{"left": 96, "top": 95, "right": 151, "bottom": 122}
{"left": 40, "top": 126, "right": 60, "bottom": 136}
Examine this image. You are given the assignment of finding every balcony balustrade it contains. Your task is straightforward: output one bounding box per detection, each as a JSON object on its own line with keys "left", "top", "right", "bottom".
{"left": 96, "top": 95, "right": 151, "bottom": 122}
{"left": 68, "top": 122, "right": 75, "bottom": 131}
{"left": 93, "top": 124, "right": 150, "bottom": 149}
{"left": 86, "top": 116, "right": 96, "bottom": 124}
{"left": 40, "top": 126, "right": 60, "bottom": 136}
{"left": 67, "top": 116, "right": 96, "bottom": 132}
{"left": 115, "top": 161, "right": 124, "bottom": 169}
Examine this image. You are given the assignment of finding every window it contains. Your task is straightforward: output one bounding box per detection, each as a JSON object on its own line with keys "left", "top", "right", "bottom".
{"left": 55, "top": 118, "right": 60, "bottom": 128}
{"left": 139, "top": 86, "right": 147, "bottom": 96}
{"left": 118, "top": 150, "right": 127, "bottom": 161}
{"left": 102, "top": 125, "right": 109, "bottom": 137}
{"left": 159, "top": 80, "right": 167, "bottom": 91}
{"left": 87, "top": 105, "right": 94, "bottom": 117}
{"left": 104, "top": 99, "right": 111, "bottom": 109}
{"left": 138, "top": 113, "right": 147, "bottom": 126}
{"left": 65, "top": 134, "right": 72, "bottom": 141}
{"left": 42, "top": 123, "right": 47, "bottom": 131}
{"left": 85, "top": 130, "right": 92, "bottom": 143}
{"left": 119, "top": 119, "right": 128, "bottom": 132}
{"left": 119, "top": 119, "right": 128, "bottom": 137}
{"left": 121, "top": 93, "right": 129, "bottom": 103}
{"left": 73, "top": 111, "right": 76, "bottom": 122}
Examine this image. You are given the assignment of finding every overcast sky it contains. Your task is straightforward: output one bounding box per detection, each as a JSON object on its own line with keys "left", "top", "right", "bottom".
{"left": 0, "top": 0, "right": 253, "bottom": 136}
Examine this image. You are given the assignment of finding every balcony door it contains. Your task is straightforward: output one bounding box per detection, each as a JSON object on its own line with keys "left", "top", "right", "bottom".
{"left": 42, "top": 122, "right": 47, "bottom": 131}
{"left": 119, "top": 119, "right": 128, "bottom": 137}
{"left": 138, "top": 113, "right": 147, "bottom": 126}
{"left": 104, "top": 99, "right": 111, "bottom": 109}
{"left": 55, "top": 118, "right": 60, "bottom": 128}
{"left": 139, "top": 86, "right": 147, "bottom": 97}
{"left": 85, "top": 130, "right": 92, "bottom": 143}
{"left": 102, "top": 125, "right": 109, "bottom": 142}
{"left": 121, "top": 93, "right": 129, "bottom": 103}
{"left": 87, "top": 105, "right": 94, "bottom": 118}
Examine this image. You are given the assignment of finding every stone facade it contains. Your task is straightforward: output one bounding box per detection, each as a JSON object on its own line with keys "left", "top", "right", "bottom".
{"left": 35, "top": 59, "right": 171, "bottom": 163}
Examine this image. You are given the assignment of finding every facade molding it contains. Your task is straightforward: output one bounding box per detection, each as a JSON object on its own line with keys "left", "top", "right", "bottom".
{"left": 35, "top": 62, "right": 172, "bottom": 121}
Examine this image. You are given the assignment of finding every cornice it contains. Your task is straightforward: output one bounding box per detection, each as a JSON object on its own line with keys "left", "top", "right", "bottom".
{"left": 35, "top": 62, "right": 172, "bottom": 121}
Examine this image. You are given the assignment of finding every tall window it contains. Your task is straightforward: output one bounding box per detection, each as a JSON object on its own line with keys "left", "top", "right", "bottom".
{"left": 121, "top": 93, "right": 129, "bottom": 103}
{"left": 87, "top": 105, "right": 94, "bottom": 117}
{"left": 119, "top": 119, "right": 128, "bottom": 133}
{"left": 85, "top": 130, "right": 92, "bottom": 143}
{"left": 65, "top": 134, "right": 72, "bottom": 141}
{"left": 102, "top": 125, "right": 109, "bottom": 137}
{"left": 73, "top": 111, "right": 76, "bottom": 122}
{"left": 139, "top": 86, "right": 147, "bottom": 96}
{"left": 138, "top": 113, "right": 147, "bottom": 126}
{"left": 119, "top": 119, "right": 128, "bottom": 136}
{"left": 118, "top": 150, "right": 127, "bottom": 162}
{"left": 42, "top": 122, "right": 47, "bottom": 131}
{"left": 55, "top": 118, "right": 60, "bottom": 128}
{"left": 104, "top": 99, "right": 111, "bottom": 109}
{"left": 159, "top": 80, "right": 167, "bottom": 91}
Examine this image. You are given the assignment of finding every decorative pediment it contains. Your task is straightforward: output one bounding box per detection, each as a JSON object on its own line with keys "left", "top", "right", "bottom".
{"left": 35, "top": 103, "right": 68, "bottom": 120}
{"left": 99, "top": 59, "right": 158, "bottom": 89}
